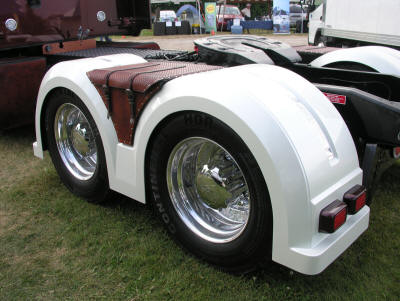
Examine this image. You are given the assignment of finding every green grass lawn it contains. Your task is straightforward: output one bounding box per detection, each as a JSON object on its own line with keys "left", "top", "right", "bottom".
{"left": 1, "top": 126, "right": 399, "bottom": 300}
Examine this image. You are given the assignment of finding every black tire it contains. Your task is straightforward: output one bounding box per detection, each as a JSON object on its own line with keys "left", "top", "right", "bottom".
{"left": 129, "top": 25, "right": 142, "bottom": 36}
{"left": 314, "top": 31, "right": 325, "bottom": 46}
{"left": 296, "top": 20, "right": 302, "bottom": 33}
{"left": 296, "top": 20, "right": 308, "bottom": 33}
{"left": 45, "top": 89, "right": 110, "bottom": 203}
{"left": 147, "top": 111, "right": 273, "bottom": 273}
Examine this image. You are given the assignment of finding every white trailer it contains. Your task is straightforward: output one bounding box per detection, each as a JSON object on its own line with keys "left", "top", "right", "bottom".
{"left": 308, "top": 0, "right": 400, "bottom": 48}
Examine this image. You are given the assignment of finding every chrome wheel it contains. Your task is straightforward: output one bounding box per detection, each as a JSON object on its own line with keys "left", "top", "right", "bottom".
{"left": 54, "top": 103, "right": 97, "bottom": 181}
{"left": 167, "top": 137, "right": 250, "bottom": 243}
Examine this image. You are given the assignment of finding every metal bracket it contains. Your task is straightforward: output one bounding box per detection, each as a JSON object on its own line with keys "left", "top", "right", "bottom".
{"left": 102, "top": 84, "right": 112, "bottom": 118}
{"left": 126, "top": 89, "right": 136, "bottom": 124}
{"left": 361, "top": 143, "right": 397, "bottom": 204}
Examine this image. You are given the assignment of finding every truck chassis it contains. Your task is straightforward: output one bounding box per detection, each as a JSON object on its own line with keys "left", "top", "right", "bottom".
{"left": 30, "top": 35, "right": 400, "bottom": 275}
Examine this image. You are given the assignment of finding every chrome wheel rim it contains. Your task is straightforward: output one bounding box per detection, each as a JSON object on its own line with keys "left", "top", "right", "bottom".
{"left": 167, "top": 137, "right": 250, "bottom": 243}
{"left": 54, "top": 103, "right": 97, "bottom": 181}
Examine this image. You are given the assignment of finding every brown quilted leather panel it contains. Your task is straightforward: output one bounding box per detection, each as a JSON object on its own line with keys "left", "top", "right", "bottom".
{"left": 94, "top": 86, "right": 134, "bottom": 144}
{"left": 87, "top": 62, "right": 221, "bottom": 91}
{"left": 87, "top": 62, "right": 161, "bottom": 87}
{"left": 87, "top": 62, "right": 221, "bottom": 145}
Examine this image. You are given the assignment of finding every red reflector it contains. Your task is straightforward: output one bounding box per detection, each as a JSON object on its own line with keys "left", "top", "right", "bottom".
{"left": 343, "top": 185, "right": 366, "bottom": 214}
{"left": 355, "top": 193, "right": 366, "bottom": 212}
{"left": 323, "top": 92, "right": 347, "bottom": 105}
{"left": 319, "top": 200, "right": 347, "bottom": 233}
{"left": 194, "top": 45, "right": 199, "bottom": 53}
{"left": 334, "top": 208, "right": 347, "bottom": 230}
{"left": 393, "top": 147, "right": 400, "bottom": 159}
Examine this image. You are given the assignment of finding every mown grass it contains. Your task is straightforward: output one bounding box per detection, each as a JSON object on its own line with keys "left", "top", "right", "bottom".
{"left": 1, "top": 126, "right": 399, "bottom": 300}
{"left": 140, "top": 29, "right": 155, "bottom": 36}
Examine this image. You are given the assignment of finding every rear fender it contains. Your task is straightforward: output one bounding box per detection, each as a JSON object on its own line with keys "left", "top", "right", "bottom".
{"left": 34, "top": 57, "right": 362, "bottom": 274}
{"left": 33, "top": 54, "right": 147, "bottom": 196}
{"left": 310, "top": 46, "right": 400, "bottom": 75}
{"left": 133, "top": 64, "right": 362, "bottom": 273}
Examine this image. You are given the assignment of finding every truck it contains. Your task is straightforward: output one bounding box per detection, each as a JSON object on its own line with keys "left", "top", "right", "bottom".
{"left": 0, "top": 0, "right": 151, "bottom": 129}
{"left": 2, "top": 0, "right": 400, "bottom": 276}
{"left": 308, "top": 0, "right": 400, "bottom": 48}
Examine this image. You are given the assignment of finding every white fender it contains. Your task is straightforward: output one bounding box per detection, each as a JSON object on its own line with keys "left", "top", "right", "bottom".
{"left": 34, "top": 55, "right": 369, "bottom": 275}
{"left": 33, "top": 53, "right": 147, "bottom": 195}
{"left": 310, "top": 46, "right": 400, "bottom": 76}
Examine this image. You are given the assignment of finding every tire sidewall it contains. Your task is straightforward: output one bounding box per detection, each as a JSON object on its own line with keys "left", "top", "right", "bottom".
{"left": 148, "top": 112, "right": 272, "bottom": 270}
{"left": 45, "top": 90, "right": 109, "bottom": 202}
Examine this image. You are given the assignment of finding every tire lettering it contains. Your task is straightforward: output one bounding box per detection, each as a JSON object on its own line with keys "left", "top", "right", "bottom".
{"left": 168, "top": 223, "right": 176, "bottom": 233}
{"left": 149, "top": 173, "right": 158, "bottom": 185}
{"left": 156, "top": 201, "right": 164, "bottom": 213}
{"left": 194, "top": 114, "right": 202, "bottom": 125}
{"left": 184, "top": 113, "right": 193, "bottom": 125}
{"left": 155, "top": 200, "right": 176, "bottom": 233}
{"left": 162, "top": 213, "right": 170, "bottom": 223}
{"left": 184, "top": 113, "right": 213, "bottom": 129}
{"left": 204, "top": 116, "right": 213, "bottom": 129}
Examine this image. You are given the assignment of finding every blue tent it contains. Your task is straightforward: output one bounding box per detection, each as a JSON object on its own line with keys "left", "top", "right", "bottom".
{"left": 176, "top": 4, "right": 200, "bottom": 17}
{"left": 176, "top": 4, "right": 204, "bottom": 27}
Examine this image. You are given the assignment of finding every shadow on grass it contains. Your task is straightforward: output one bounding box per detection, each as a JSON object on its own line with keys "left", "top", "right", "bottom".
{"left": 0, "top": 124, "right": 36, "bottom": 142}
{"left": 100, "top": 192, "right": 152, "bottom": 219}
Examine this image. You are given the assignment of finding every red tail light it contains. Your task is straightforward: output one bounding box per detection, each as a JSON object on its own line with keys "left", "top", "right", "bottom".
{"left": 319, "top": 200, "right": 347, "bottom": 233}
{"left": 393, "top": 147, "right": 400, "bottom": 159}
{"left": 334, "top": 209, "right": 347, "bottom": 230}
{"left": 343, "top": 185, "right": 366, "bottom": 214}
{"left": 194, "top": 46, "right": 199, "bottom": 53}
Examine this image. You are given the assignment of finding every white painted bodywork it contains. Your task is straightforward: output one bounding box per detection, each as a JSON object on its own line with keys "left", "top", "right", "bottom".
{"left": 310, "top": 46, "right": 400, "bottom": 76}
{"left": 34, "top": 54, "right": 369, "bottom": 275}
{"left": 308, "top": 4, "right": 323, "bottom": 45}
{"left": 309, "top": 0, "right": 400, "bottom": 47}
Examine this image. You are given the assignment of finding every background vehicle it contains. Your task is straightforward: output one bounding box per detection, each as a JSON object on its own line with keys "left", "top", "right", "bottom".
{"left": 289, "top": 4, "right": 306, "bottom": 27}
{"left": 272, "top": 9, "right": 290, "bottom": 32}
{"left": 216, "top": 5, "right": 243, "bottom": 30}
{"left": 309, "top": 0, "right": 400, "bottom": 48}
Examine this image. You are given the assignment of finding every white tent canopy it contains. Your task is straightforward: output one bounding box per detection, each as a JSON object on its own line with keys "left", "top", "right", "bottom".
{"left": 151, "top": 0, "right": 204, "bottom": 33}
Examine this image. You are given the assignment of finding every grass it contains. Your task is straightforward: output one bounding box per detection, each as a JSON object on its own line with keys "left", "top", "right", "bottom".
{"left": 140, "top": 29, "right": 155, "bottom": 36}
{"left": 138, "top": 28, "right": 278, "bottom": 36}
{"left": 1, "top": 126, "right": 399, "bottom": 300}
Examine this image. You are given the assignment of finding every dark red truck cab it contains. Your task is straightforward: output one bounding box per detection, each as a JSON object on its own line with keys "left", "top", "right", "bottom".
{"left": 0, "top": 0, "right": 151, "bottom": 129}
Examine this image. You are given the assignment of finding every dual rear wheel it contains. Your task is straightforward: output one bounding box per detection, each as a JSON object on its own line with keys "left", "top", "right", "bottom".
{"left": 45, "top": 89, "right": 109, "bottom": 203}
{"left": 45, "top": 91, "right": 273, "bottom": 272}
{"left": 147, "top": 112, "right": 273, "bottom": 272}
